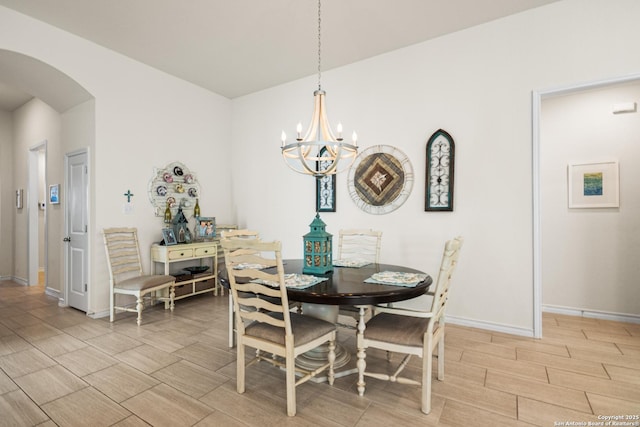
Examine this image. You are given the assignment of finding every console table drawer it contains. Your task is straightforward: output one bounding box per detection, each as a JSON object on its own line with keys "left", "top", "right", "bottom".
{"left": 168, "top": 249, "right": 194, "bottom": 260}
{"left": 195, "top": 247, "right": 215, "bottom": 257}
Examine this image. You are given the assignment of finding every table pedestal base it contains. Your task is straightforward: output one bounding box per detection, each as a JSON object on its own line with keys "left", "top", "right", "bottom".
{"left": 296, "top": 303, "right": 352, "bottom": 376}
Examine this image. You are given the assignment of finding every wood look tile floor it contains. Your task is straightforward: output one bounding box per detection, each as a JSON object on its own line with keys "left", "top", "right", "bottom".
{"left": 1, "top": 280, "right": 639, "bottom": 426}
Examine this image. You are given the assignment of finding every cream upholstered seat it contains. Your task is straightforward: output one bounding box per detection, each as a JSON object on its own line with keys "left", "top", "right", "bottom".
{"left": 356, "top": 236, "right": 463, "bottom": 414}
{"left": 221, "top": 238, "right": 336, "bottom": 417}
{"left": 220, "top": 229, "right": 261, "bottom": 348}
{"left": 336, "top": 229, "right": 382, "bottom": 325}
{"left": 102, "top": 227, "right": 175, "bottom": 325}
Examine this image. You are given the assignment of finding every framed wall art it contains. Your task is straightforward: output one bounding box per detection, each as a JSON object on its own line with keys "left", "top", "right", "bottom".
{"left": 49, "top": 184, "right": 60, "bottom": 205}
{"left": 316, "top": 147, "right": 336, "bottom": 212}
{"left": 347, "top": 145, "right": 414, "bottom": 215}
{"left": 425, "top": 129, "right": 455, "bottom": 211}
{"left": 568, "top": 160, "right": 619, "bottom": 208}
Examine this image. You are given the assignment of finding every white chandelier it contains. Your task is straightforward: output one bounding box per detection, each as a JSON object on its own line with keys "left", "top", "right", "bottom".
{"left": 281, "top": 0, "right": 358, "bottom": 177}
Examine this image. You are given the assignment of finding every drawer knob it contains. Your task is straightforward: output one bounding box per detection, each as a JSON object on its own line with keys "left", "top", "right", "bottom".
{"left": 204, "top": 250, "right": 208, "bottom": 253}
{"left": 180, "top": 253, "right": 184, "bottom": 256}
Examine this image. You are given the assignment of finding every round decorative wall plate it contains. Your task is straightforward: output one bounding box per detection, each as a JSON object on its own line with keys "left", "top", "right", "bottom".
{"left": 347, "top": 145, "right": 414, "bottom": 214}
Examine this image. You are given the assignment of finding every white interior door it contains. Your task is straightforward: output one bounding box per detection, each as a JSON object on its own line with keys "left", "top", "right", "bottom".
{"left": 66, "top": 150, "right": 89, "bottom": 312}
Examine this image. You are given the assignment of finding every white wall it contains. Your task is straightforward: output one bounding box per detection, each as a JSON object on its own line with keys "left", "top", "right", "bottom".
{"left": 0, "top": 109, "right": 13, "bottom": 278}
{"left": 231, "top": 0, "right": 640, "bottom": 335}
{"left": 541, "top": 81, "right": 640, "bottom": 318}
{"left": 2, "top": 0, "right": 639, "bottom": 330}
{"left": 0, "top": 6, "right": 232, "bottom": 315}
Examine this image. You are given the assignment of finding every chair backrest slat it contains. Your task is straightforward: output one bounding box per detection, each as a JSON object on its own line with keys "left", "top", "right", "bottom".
{"left": 338, "top": 229, "right": 382, "bottom": 263}
{"left": 429, "top": 236, "right": 463, "bottom": 322}
{"left": 222, "top": 239, "right": 292, "bottom": 339}
{"left": 103, "top": 228, "right": 144, "bottom": 286}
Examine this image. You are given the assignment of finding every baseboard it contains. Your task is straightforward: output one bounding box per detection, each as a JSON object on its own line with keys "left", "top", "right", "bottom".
{"left": 445, "top": 315, "right": 534, "bottom": 338}
{"left": 87, "top": 309, "right": 109, "bottom": 320}
{"left": 45, "top": 287, "right": 60, "bottom": 299}
{"left": 8, "top": 276, "right": 28, "bottom": 286}
{"left": 543, "top": 304, "right": 640, "bottom": 324}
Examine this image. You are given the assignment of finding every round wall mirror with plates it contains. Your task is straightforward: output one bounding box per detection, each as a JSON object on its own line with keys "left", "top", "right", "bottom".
{"left": 148, "top": 161, "right": 200, "bottom": 217}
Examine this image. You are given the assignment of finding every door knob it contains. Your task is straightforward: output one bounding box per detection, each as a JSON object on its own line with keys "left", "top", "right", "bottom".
{"left": 63, "top": 237, "right": 71, "bottom": 242}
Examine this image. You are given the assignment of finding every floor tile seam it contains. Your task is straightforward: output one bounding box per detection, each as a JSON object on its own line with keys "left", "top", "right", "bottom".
{"left": 12, "top": 363, "right": 94, "bottom": 408}
{"left": 83, "top": 363, "right": 162, "bottom": 403}
{"left": 3, "top": 382, "right": 55, "bottom": 424}
{"left": 46, "top": 385, "right": 134, "bottom": 423}
{"left": 437, "top": 393, "right": 520, "bottom": 421}
{"left": 602, "top": 363, "right": 640, "bottom": 384}
{"left": 516, "top": 394, "right": 596, "bottom": 418}
{"left": 546, "top": 366, "right": 640, "bottom": 397}
{"left": 457, "top": 357, "right": 550, "bottom": 384}
{"left": 121, "top": 382, "right": 218, "bottom": 420}
{"left": 29, "top": 330, "right": 90, "bottom": 357}
{"left": 84, "top": 337, "right": 147, "bottom": 357}
{"left": 446, "top": 343, "right": 517, "bottom": 360}
{"left": 484, "top": 368, "right": 595, "bottom": 399}
{"left": 516, "top": 349, "right": 612, "bottom": 377}
{"left": 111, "top": 353, "right": 186, "bottom": 379}
{"left": 585, "top": 390, "right": 640, "bottom": 406}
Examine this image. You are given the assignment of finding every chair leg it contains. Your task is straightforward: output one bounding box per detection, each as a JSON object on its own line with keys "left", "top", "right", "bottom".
{"left": 356, "top": 306, "right": 367, "bottom": 396}
{"left": 169, "top": 285, "right": 175, "bottom": 311}
{"left": 423, "top": 336, "right": 434, "bottom": 414}
{"left": 110, "top": 291, "right": 115, "bottom": 322}
{"left": 228, "top": 294, "right": 235, "bottom": 348}
{"left": 286, "top": 349, "right": 296, "bottom": 416}
{"left": 135, "top": 293, "right": 143, "bottom": 326}
{"left": 328, "top": 337, "right": 336, "bottom": 386}
{"left": 236, "top": 342, "right": 245, "bottom": 394}
{"left": 437, "top": 330, "right": 445, "bottom": 381}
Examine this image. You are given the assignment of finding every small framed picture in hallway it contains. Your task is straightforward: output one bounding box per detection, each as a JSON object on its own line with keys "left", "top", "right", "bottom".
{"left": 49, "top": 184, "right": 60, "bottom": 205}
{"left": 568, "top": 160, "right": 619, "bottom": 208}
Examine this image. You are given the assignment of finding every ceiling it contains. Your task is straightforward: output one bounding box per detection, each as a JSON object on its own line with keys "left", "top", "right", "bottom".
{"left": 0, "top": 0, "right": 558, "bottom": 110}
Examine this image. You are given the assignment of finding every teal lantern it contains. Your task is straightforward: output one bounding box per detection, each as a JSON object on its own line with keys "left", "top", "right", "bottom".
{"left": 303, "top": 214, "right": 333, "bottom": 274}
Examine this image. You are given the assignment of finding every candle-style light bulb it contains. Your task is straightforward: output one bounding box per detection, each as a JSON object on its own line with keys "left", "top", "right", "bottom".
{"left": 296, "top": 122, "right": 302, "bottom": 140}
{"left": 352, "top": 131, "right": 358, "bottom": 146}
{"left": 336, "top": 123, "right": 343, "bottom": 140}
{"left": 281, "top": 131, "right": 286, "bottom": 147}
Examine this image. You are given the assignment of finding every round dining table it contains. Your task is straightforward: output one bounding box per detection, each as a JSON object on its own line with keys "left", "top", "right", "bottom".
{"left": 278, "top": 259, "right": 432, "bottom": 305}
{"left": 220, "top": 259, "right": 433, "bottom": 376}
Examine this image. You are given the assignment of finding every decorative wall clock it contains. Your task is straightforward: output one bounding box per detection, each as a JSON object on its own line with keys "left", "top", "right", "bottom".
{"left": 347, "top": 145, "right": 414, "bottom": 215}
{"left": 425, "top": 129, "right": 455, "bottom": 211}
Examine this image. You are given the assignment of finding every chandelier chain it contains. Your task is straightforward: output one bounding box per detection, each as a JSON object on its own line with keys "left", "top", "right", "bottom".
{"left": 317, "top": 0, "right": 322, "bottom": 91}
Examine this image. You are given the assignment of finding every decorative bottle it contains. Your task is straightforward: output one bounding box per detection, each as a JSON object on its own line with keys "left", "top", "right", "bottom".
{"left": 164, "top": 202, "right": 172, "bottom": 223}
{"left": 194, "top": 198, "right": 201, "bottom": 218}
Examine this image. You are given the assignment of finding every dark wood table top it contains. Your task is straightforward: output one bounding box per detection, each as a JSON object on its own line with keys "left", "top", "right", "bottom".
{"left": 220, "top": 259, "right": 432, "bottom": 306}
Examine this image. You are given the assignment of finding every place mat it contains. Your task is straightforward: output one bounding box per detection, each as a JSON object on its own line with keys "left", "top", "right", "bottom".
{"left": 333, "top": 258, "right": 372, "bottom": 268}
{"left": 364, "top": 271, "right": 428, "bottom": 287}
{"left": 251, "top": 274, "right": 328, "bottom": 289}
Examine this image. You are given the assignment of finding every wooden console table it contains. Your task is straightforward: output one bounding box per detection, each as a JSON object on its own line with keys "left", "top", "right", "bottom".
{"left": 150, "top": 241, "right": 218, "bottom": 304}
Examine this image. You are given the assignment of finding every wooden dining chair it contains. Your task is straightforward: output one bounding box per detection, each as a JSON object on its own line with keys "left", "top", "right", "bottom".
{"left": 221, "top": 238, "right": 336, "bottom": 416}
{"left": 336, "top": 229, "right": 382, "bottom": 326}
{"left": 356, "top": 236, "right": 463, "bottom": 414}
{"left": 220, "top": 229, "right": 261, "bottom": 348}
{"left": 102, "top": 227, "right": 175, "bottom": 325}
